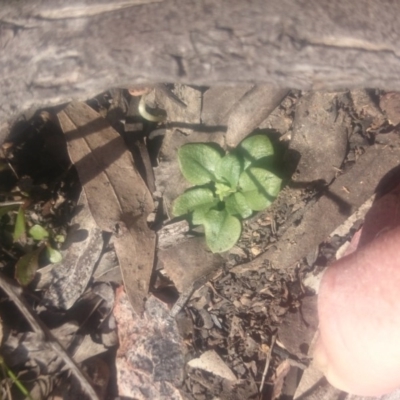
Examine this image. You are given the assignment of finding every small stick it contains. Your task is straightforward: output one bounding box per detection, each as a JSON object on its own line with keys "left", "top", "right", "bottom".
{"left": 259, "top": 333, "right": 276, "bottom": 396}
{"left": 0, "top": 202, "right": 24, "bottom": 206}
{"left": 0, "top": 272, "right": 99, "bottom": 400}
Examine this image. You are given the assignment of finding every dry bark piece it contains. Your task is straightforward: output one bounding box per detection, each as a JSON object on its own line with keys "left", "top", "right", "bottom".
{"left": 379, "top": 91, "right": 400, "bottom": 126}
{"left": 227, "top": 85, "right": 289, "bottom": 143}
{"left": 288, "top": 91, "right": 349, "bottom": 184}
{"left": 157, "top": 236, "right": 225, "bottom": 294}
{"left": 225, "top": 85, "right": 289, "bottom": 148}
{"left": 93, "top": 249, "right": 122, "bottom": 284}
{"left": 259, "top": 100, "right": 294, "bottom": 136}
{"left": 278, "top": 295, "right": 318, "bottom": 358}
{"left": 57, "top": 101, "right": 155, "bottom": 314}
{"left": 351, "top": 89, "right": 386, "bottom": 130}
{"left": 201, "top": 85, "right": 253, "bottom": 126}
{"left": 272, "top": 359, "right": 292, "bottom": 400}
{"left": 157, "top": 220, "right": 190, "bottom": 250}
{"left": 72, "top": 335, "right": 108, "bottom": 364}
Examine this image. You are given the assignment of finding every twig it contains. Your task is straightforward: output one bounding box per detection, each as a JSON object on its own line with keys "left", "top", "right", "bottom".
{"left": 5, "top": 161, "right": 18, "bottom": 180}
{"left": 0, "top": 201, "right": 24, "bottom": 206}
{"left": 206, "top": 281, "right": 233, "bottom": 305}
{"left": 0, "top": 272, "right": 99, "bottom": 400}
{"left": 259, "top": 333, "right": 276, "bottom": 396}
{"left": 170, "top": 268, "right": 223, "bottom": 318}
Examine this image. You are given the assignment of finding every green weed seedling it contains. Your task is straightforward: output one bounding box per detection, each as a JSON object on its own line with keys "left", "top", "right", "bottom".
{"left": 14, "top": 223, "right": 63, "bottom": 286}
{"left": 1, "top": 204, "right": 64, "bottom": 285}
{"left": 172, "top": 134, "right": 282, "bottom": 253}
{"left": 0, "top": 354, "right": 34, "bottom": 400}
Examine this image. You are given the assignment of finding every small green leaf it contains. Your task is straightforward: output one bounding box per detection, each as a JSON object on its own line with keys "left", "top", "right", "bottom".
{"left": 239, "top": 167, "right": 282, "bottom": 211}
{"left": 15, "top": 247, "right": 42, "bottom": 286}
{"left": 13, "top": 207, "right": 26, "bottom": 242}
{"left": 215, "top": 182, "right": 235, "bottom": 201}
{"left": 178, "top": 144, "right": 223, "bottom": 185}
{"left": 225, "top": 192, "right": 253, "bottom": 218}
{"left": 54, "top": 234, "right": 65, "bottom": 243}
{"left": 172, "top": 188, "right": 217, "bottom": 217}
{"left": 192, "top": 205, "right": 214, "bottom": 225}
{"left": 239, "top": 134, "right": 274, "bottom": 169}
{"left": 202, "top": 209, "right": 241, "bottom": 253}
{"left": 46, "top": 244, "right": 63, "bottom": 263}
{"left": 29, "top": 224, "right": 49, "bottom": 241}
{"left": 214, "top": 153, "right": 241, "bottom": 188}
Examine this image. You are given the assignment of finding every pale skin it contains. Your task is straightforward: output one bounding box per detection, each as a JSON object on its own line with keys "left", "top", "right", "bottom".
{"left": 314, "top": 184, "right": 400, "bottom": 396}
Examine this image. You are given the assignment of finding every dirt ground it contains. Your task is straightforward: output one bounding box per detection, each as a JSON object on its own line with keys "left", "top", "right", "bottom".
{"left": 0, "top": 86, "right": 400, "bottom": 400}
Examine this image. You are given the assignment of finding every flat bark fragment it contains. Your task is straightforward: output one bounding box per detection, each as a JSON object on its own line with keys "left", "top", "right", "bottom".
{"left": 288, "top": 91, "right": 350, "bottom": 184}
{"left": 225, "top": 85, "right": 289, "bottom": 148}
{"left": 158, "top": 237, "right": 225, "bottom": 293}
{"left": 3, "top": 0, "right": 400, "bottom": 143}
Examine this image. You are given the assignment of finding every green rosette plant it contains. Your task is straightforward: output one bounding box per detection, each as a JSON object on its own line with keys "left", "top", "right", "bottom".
{"left": 172, "top": 134, "right": 282, "bottom": 253}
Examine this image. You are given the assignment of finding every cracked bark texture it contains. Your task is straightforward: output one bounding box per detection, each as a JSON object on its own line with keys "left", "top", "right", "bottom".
{"left": 1, "top": 0, "right": 400, "bottom": 140}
